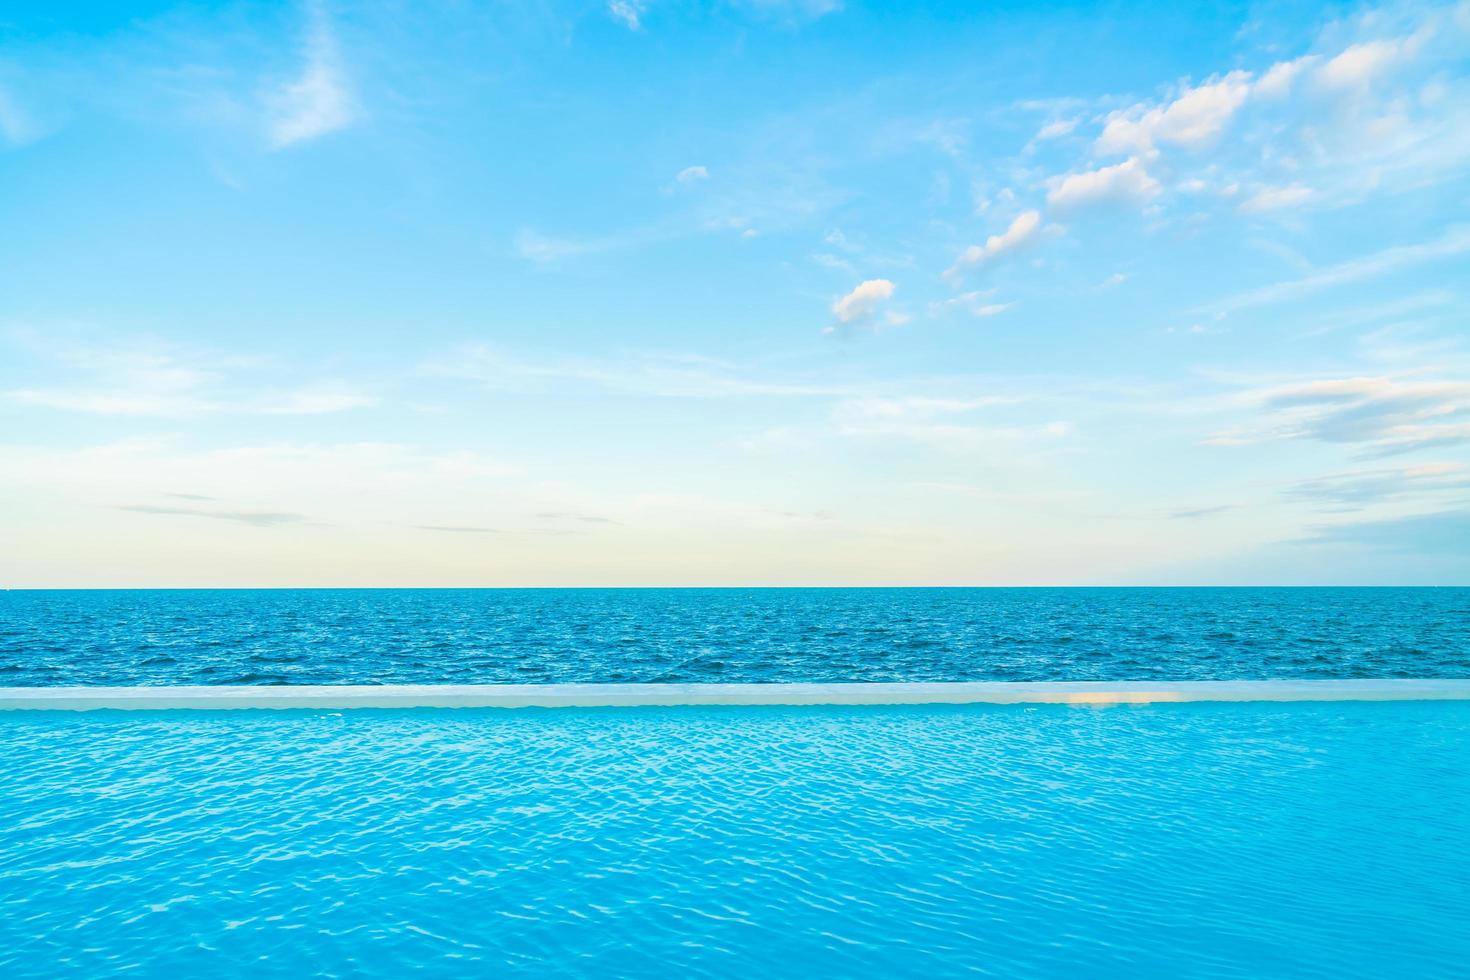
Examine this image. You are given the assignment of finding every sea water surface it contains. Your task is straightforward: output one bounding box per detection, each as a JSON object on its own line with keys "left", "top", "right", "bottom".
{"left": 3, "top": 587, "right": 1469, "bottom": 686}
{"left": 2, "top": 701, "right": 1468, "bottom": 978}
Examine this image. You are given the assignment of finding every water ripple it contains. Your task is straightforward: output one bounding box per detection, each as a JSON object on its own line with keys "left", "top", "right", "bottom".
{"left": 2, "top": 588, "right": 1469, "bottom": 687}
{"left": 0, "top": 702, "right": 1467, "bottom": 977}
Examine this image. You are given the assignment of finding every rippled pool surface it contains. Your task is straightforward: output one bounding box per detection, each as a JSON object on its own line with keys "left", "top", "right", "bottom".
{"left": 4, "top": 587, "right": 1469, "bottom": 685}
{"left": 2, "top": 701, "right": 1467, "bottom": 978}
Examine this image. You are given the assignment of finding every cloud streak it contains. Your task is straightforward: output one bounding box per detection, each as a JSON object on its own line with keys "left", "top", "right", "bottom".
{"left": 1206, "top": 227, "right": 1470, "bottom": 313}
{"left": 1284, "top": 464, "right": 1470, "bottom": 510}
{"left": 119, "top": 504, "right": 306, "bottom": 527}
{"left": 431, "top": 345, "right": 849, "bottom": 399}
{"left": 1295, "top": 509, "right": 1470, "bottom": 556}
{"left": 6, "top": 341, "right": 375, "bottom": 418}
{"left": 265, "top": 7, "right": 358, "bottom": 148}
{"left": 1209, "top": 376, "right": 1470, "bottom": 456}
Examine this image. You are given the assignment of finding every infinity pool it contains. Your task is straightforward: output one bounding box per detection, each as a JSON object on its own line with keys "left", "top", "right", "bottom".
{"left": 2, "top": 700, "right": 1467, "bottom": 978}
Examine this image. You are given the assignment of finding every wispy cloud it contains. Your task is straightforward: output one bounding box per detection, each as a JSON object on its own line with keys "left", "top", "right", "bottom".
{"left": 6, "top": 339, "right": 375, "bottom": 418}
{"left": 514, "top": 229, "right": 599, "bottom": 263}
{"left": 264, "top": 5, "right": 358, "bottom": 148}
{"left": 608, "top": 1, "right": 646, "bottom": 30}
{"left": 732, "top": 0, "right": 844, "bottom": 26}
{"left": 1295, "top": 509, "right": 1470, "bottom": 556}
{"left": 430, "top": 345, "right": 847, "bottom": 399}
{"left": 1033, "top": 118, "right": 1077, "bottom": 141}
{"left": 930, "top": 291, "right": 1013, "bottom": 318}
{"left": 1209, "top": 376, "right": 1470, "bottom": 455}
{"left": 1284, "top": 463, "right": 1470, "bottom": 511}
{"left": 7, "top": 333, "right": 373, "bottom": 417}
{"left": 835, "top": 416, "right": 1073, "bottom": 453}
{"left": 1239, "top": 184, "right": 1314, "bottom": 213}
{"left": 1206, "top": 227, "right": 1470, "bottom": 313}
{"left": 119, "top": 504, "right": 306, "bottom": 527}
{"left": 833, "top": 396, "right": 1012, "bottom": 423}
{"left": 828, "top": 395, "right": 1068, "bottom": 451}
{"left": 535, "top": 511, "right": 621, "bottom": 525}
{"left": 0, "top": 83, "right": 41, "bottom": 147}
{"left": 1170, "top": 505, "right": 1236, "bottom": 519}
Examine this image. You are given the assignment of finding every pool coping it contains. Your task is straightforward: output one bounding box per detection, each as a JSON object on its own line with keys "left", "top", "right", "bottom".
{"left": 1, "top": 679, "right": 1468, "bottom": 711}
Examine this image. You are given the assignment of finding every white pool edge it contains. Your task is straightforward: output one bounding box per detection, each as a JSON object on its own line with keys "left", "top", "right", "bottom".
{"left": 1, "top": 679, "right": 1469, "bottom": 711}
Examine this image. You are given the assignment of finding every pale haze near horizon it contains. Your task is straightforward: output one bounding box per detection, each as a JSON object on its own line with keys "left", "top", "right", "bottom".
{"left": 2, "top": 0, "right": 1469, "bottom": 587}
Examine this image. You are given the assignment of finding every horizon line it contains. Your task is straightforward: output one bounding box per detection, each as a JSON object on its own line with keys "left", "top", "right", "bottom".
{"left": 5, "top": 584, "right": 1470, "bottom": 592}
{"left": 5, "top": 679, "right": 1469, "bottom": 711}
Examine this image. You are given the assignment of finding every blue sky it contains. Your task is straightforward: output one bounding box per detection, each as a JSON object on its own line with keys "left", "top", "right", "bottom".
{"left": 2, "top": 0, "right": 1468, "bottom": 586}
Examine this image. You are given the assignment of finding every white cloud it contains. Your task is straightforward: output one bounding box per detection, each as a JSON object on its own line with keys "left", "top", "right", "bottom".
{"left": 1253, "top": 55, "right": 1318, "bottom": 99}
{"left": 1046, "top": 158, "right": 1161, "bottom": 210}
{"left": 676, "top": 165, "right": 709, "bottom": 183}
{"left": 1020, "top": 8, "right": 1468, "bottom": 231}
{"left": 946, "top": 210, "right": 1044, "bottom": 279}
{"left": 264, "top": 11, "right": 358, "bottom": 148}
{"left": 608, "top": 1, "right": 646, "bottom": 30}
{"left": 1239, "top": 184, "right": 1314, "bottom": 213}
{"left": 831, "top": 279, "right": 896, "bottom": 324}
{"left": 1095, "top": 71, "right": 1252, "bottom": 155}
{"left": 1315, "top": 32, "right": 1425, "bottom": 92}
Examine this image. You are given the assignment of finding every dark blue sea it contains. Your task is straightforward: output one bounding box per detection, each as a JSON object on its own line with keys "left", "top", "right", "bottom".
{"left": 3, "top": 587, "right": 1467, "bottom": 686}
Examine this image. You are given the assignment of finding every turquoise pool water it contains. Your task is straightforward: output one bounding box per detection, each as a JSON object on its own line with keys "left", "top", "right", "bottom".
{"left": 3, "top": 701, "right": 1467, "bottom": 977}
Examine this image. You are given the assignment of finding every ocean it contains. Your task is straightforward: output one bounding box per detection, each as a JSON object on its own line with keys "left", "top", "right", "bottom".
{"left": 3, "top": 587, "right": 1468, "bottom": 686}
